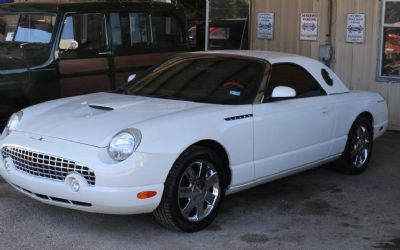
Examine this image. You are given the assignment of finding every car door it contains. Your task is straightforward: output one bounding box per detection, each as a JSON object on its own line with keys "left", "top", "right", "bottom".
{"left": 110, "top": 11, "right": 185, "bottom": 89}
{"left": 253, "top": 63, "right": 336, "bottom": 179}
{"left": 56, "top": 12, "right": 112, "bottom": 97}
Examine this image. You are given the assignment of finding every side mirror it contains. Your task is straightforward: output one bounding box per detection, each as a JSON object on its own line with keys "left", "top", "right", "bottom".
{"left": 59, "top": 39, "right": 79, "bottom": 51}
{"left": 271, "top": 86, "right": 296, "bottom": 98}
{"left": 127, "top": 74, "right": 137, "bottom": 83}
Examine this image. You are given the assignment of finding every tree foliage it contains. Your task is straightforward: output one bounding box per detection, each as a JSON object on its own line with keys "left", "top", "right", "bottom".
{"left": 177, "top": 0, "right": 249, "bottom": 22}
{"left": 385, "top": 2, "right": 400, "bottom": 24}
{"left": 210, "top": 0, "right": 249, "bottom": 19}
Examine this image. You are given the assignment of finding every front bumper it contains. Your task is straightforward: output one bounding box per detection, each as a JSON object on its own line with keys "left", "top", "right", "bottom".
{"left": 374, "top": 120, "right": 389, "bottom": 140}
{"left": 0, "top": 131, "right": 179, "bottom": 215}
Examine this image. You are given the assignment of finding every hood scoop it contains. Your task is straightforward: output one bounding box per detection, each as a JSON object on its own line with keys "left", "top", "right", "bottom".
{"left": 88, "top": 104, "right": 114, "bottom": 111}
{"left": 71, "top": 103, "right": 115, "bottom": 118}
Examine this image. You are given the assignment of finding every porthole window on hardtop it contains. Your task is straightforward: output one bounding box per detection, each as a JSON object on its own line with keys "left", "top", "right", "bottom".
{"left": 266, "top": 63, "right": 326, "bottom": 100}
{"left": 321, "top": 68, "right": 334, "bottom": 86}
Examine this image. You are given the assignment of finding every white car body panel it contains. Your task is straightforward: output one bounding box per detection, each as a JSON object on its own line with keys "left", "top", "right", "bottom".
{"left": 16, "top": 93, "right": 211, "bottom": 148}
{"left": 253, "top": 95, "right": 336, "bottom": 178}
{"left": 0, "top": 51, "right": 389, "bottom": 215}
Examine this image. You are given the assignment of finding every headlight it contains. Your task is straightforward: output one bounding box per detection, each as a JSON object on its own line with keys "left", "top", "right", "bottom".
{"left": 2, "top": 111, "right": 23, "bottom": 137}
{"left": 108, "top": 129, "right": 141, "bottom": 161}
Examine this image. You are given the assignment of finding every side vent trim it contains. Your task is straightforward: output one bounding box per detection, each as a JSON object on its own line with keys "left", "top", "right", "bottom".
{"left": 224, "top": 114, "right": 253, "bottom": 121}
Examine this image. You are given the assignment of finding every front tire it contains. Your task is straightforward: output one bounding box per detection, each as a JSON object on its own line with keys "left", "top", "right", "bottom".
{"left": 153, "top": 146, "right": 226, "bottom": 232}
{"left": 337, "top": 116, "right": 373, "bottom": 175}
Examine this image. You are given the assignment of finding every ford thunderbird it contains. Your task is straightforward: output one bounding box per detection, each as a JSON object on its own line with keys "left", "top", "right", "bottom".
{"left": 0, "top": 51, "right": 389, "bottom": 231}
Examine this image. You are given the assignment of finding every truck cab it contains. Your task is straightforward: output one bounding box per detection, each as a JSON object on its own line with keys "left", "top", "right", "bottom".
{"left": 0, "top": 1, "right": 188, "bottom": 128}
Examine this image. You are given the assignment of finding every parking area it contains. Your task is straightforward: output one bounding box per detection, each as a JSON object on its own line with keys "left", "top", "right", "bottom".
{"left": 0, "top": 132, "right": 399, "bottom": 250}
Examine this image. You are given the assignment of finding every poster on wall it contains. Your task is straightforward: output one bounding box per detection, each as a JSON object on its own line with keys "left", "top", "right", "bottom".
{"left": 346, "top": 13, "right": 365, "bottom": 43}
{"left": 300, "top": 13, "right": 319, "bottom": 41}
{"left": 257, "top": 12, "right": 274, "bottom": 40}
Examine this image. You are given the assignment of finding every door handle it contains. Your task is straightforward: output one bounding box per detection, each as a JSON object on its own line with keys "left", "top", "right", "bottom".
{"left": 98, "top": 51, "right": 113, "bottom": 55}
{"left": 321, "top": 107, "right": 329, "bottom": 115}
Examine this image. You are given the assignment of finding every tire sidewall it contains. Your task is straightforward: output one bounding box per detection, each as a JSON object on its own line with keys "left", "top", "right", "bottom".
{"left": 166, "top": 147, "right": 226, "bottom": 232}
{"left": 343, "top": 117, "right": 373, "bottom": 174}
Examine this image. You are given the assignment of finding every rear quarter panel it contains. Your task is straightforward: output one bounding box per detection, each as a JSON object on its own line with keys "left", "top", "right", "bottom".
{"left": 330, "top": 91, "right": 388, "bottom": 155}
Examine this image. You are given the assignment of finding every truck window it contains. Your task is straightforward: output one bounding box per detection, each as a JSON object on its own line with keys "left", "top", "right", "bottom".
{"left": 110, "top": 12, "right": 150, "bottom": 49}
{"left": 151, "top": 13, "right": 183, "bottom": 49}
{"left": 59, "top": 13, "right": 108, "bottom": 52}
{"left": 0, "top": 13, "right": 55, "bottom": 44}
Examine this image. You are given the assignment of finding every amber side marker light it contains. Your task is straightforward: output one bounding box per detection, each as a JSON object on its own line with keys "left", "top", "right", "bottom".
{"left": 137, "top": 191, "right": 157, "bottom": 199}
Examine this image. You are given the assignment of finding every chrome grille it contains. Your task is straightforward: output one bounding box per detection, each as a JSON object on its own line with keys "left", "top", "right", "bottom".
{"left": 2, "top": 147, "right": 96, "bottom": 186}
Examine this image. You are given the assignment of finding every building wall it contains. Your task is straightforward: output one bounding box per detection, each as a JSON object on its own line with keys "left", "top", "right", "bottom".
{"left": 252, "top": 0, "right": 400, "bottom": 130}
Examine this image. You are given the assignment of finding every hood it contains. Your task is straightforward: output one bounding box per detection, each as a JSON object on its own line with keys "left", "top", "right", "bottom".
{"left": 18, "top": 92, "right": 209, "bottom": 147}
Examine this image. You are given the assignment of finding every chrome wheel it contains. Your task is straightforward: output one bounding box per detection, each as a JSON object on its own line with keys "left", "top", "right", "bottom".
{"left": 350, "top": 125, "right": 371, "bottom": 168}
{"left": 178, "top": 160, "right": 220, "bottom": 222}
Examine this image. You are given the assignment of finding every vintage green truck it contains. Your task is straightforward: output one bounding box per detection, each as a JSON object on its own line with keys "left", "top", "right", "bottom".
{"left": 0, "top": 1, "right": 187, "bottom": 128}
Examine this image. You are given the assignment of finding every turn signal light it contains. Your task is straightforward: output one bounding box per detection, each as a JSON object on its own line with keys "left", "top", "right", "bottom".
{"left": 137, "top": 191, "right": 157, "bottom": 199}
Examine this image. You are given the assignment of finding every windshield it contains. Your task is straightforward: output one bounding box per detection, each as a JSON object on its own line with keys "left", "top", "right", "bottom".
{"left": 125, "top": 55, "right": 266, "bottom": 105}
{"left": 0, "top": 13, "right": 56, "bottom": 44}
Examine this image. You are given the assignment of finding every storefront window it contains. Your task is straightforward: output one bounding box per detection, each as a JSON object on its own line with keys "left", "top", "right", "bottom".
{"left": 381, "top": 0, "right": 400, "bottom": 78}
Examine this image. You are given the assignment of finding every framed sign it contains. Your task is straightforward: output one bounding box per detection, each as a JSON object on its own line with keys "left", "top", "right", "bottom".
{"left": 346, "top": 13, "right": 365, "bottom": 43}
{"left": 257, "top": 12, "right": 274, "bottom": 40}
{"left": 300, "top": 13, "right": 319, "bottom": 41}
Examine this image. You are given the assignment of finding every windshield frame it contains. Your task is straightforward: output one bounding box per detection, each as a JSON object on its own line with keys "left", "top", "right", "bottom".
{"left": 122, "top": 53, "right": 270, "bottom": 105}
{"left": 0, "top": 11, "right": 58, "bottom": 45}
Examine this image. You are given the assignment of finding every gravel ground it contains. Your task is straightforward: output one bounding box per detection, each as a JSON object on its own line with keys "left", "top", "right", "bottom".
{"left": 0, "top": 132, "right": 399, "bottom": 250}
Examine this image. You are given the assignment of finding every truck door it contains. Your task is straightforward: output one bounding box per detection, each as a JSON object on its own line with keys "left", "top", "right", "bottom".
{"left": 56, "top": 12, "right": 112, "bottom": 97}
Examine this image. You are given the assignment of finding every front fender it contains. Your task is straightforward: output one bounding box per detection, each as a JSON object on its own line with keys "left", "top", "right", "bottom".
{"left": 135, "top": 105, "right": 254, "bottom": 168}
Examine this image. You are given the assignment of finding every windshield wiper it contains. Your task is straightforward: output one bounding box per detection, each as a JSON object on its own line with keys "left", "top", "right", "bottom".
{"left": 126, "top": 91, "right": 186, "bottom": 101}
{"left": 157, "top": 96, "right": 185, "bottom": 101}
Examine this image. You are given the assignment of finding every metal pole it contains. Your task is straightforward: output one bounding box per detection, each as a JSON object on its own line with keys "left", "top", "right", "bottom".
{"left": 205, "top": 0, "right": 210, "bottom": 51}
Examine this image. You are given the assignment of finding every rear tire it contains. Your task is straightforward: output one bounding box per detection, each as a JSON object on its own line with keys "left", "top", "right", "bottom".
{"left": 336, "top": 116, "right": 373, "bottom": 175}
{"left": 153, "top": 146, "right": 226, "bottom": 232}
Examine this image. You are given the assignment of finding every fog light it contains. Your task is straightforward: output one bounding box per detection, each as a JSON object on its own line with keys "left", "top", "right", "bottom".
{"left": 5, "top": 161, "right": 12, "bottom": 173}
{"left": 70, "top": 177, "right": 80, "bottom": 192}
{"left": 4, "top": 158, "right": 14, "bottom": 174}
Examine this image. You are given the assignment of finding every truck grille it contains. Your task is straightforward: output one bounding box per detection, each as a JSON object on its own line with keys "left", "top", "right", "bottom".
{"left": 1, "top": 146, "right": 95, "bottom": 186}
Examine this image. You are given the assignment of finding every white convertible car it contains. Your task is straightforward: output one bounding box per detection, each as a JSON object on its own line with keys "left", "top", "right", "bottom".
{"left": 0, "top": 51, "right": 388, "bottom": 231}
